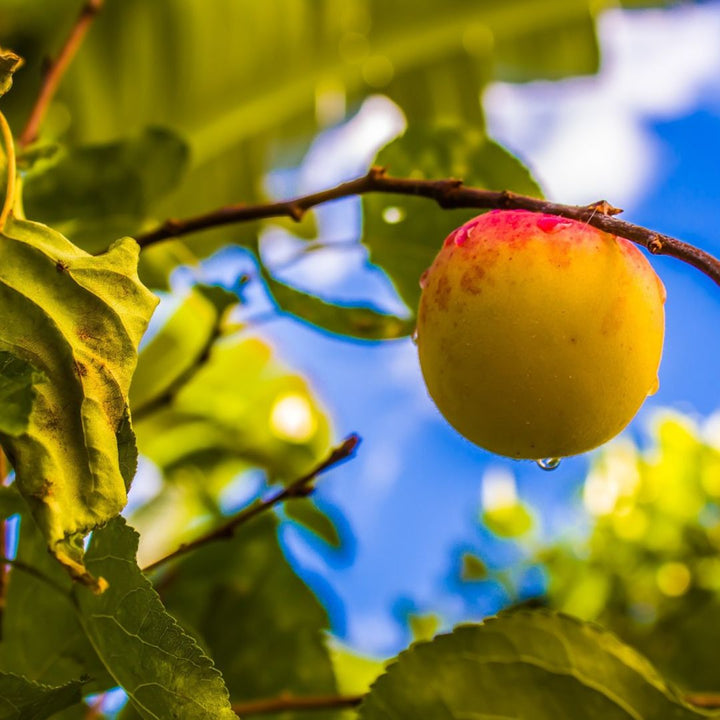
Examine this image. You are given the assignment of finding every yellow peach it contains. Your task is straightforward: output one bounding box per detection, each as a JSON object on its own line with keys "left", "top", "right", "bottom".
{"left": 417, "top": 210, "right": 665, "bottom": 461}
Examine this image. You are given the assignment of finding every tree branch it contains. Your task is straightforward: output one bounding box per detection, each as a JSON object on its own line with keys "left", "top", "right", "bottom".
{"left": 142, "top": 433, "right": 361, "bottom": 573}
{"left": 18, "top": 0, "right": 105, "bottom": 148}
{"left": 232, "top": 693, "right": 364, "bottom": 717}
{"left": 135, "top": 166, "right": 720, "bottom": 287}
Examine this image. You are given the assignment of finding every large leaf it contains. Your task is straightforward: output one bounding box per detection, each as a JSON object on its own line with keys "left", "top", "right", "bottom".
{"left": 363, "top": 126, "right": 543, "bottom": 311}
{"left": 161, "top": 514, "right": 338, "bottom": 720}
{"left": 0, "top": 673, "right": 83, "bottom": 720}
{"left": 23, "top": 127, "right": 190, "bottom": 254}
{"left": 75, "top": 517, "right": 235, "bottom": 720}
{"left": 0, "top": 486, "right": 114, "bottom": 693}
{"left": 359, "top": 611, "right": 709, "bottom": 719}
{"left": 0, "top": 215, "right": 157, "bottom": 588}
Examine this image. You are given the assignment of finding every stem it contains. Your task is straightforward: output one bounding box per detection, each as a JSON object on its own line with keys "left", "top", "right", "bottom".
{"left": 135, "top": 167, "right": 720, "bottom": 287}
{"left": 231, "top": 693, "right": 364, "bottom": 717}
{"left": 18, "top": 0, "right": 105, "bottom": 148}
{"left": 0, "top": 556, "right": 68, "bottom": 598}
{"left": 685, "top": 693, "right": 720, "bottom": 710}
{"left": 143, "top": 434, "right": 360, "bottom": 573}
{"left": 0, "top": 111, "right": 16, "bottom": 232}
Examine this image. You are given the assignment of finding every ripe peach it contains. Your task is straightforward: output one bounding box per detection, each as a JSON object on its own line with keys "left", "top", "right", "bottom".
{"left": 416, "top": 210, "right": 665, "bottom": 461}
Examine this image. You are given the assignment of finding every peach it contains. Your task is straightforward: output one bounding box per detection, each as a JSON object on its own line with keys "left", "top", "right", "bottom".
{"left": 416, "top": 210, "right": 665, "bottom": 461}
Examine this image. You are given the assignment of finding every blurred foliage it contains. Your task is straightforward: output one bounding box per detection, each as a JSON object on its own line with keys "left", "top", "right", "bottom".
{"left": 1, "top": 0, "right": 599, "bottom": 290}
{"left": 461, "top": 412, "right": 720, "bottom": 693}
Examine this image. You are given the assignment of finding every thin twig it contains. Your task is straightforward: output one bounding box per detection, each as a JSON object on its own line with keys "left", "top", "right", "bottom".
{"left": 142, "top": 434, "right": 361, "bottom": 573}
{"left": 685, "top": 692, "right": 720, "bottom": 710}
{"left": 135, "top": 166, "right": 720, "bottom": 287}
{"left": 18, "top": 0, "right": 105, "bottom": 148}
{"left": 0, "top": 555, "right": 68, "bottom": 598}
{"left": 232, "top": 693, "right": 364, "bottom": 717}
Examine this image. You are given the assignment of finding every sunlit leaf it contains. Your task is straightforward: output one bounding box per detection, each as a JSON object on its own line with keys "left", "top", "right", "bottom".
{"left": 0, "top": 215, "right": 157, "bottom": 588}
{"left": 363, "top": 126, "right": 543, "bottom": 311}
{"left": 483, "top": 503, "right": 534, "bottom": 538}
{"left": 75, "top": 517, "right": 236, "bottom": 719}
{"left": 0, "top": 47, "right": 22, "bottom": 97}
{"left": 134, "top": 334, "right": 332, "bottom": 486}
{"left": 359, "top": 611, "right": 708, "bottom": 719}
{"left": 130, "top": 284, "right": 236, "bottom": 414}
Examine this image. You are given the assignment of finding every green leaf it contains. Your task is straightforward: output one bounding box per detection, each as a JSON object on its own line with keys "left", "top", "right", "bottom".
{"left": 461, "top": 552, "right": 489, "bottom": 581}
{"left": 408, "top": 614, "right": 441, "bottom": 643}
{"left": 130, "top": 285, "right": 236, "bottom": 414}
{"left": 329, "top": 642, "right": 386, "bottom": 697}
{"left": 482, "top": 503, "right": 534, "bottom": 538}
{"left": 0, "top": 673, "right": 83, "bottom": 720}
{"left": 161, "top": 514, "right": 338, "bottom": 717}
{"left": 0, "top": 352, "right": 42, "bottom": 437}
{"left": 134, "top": 334, "right": 332, "bottom": 487}
{"left": 75, "top": 517, "right": 236, "bottom": 720}
{"left": 0, "top": 215, "right": 157, "bottom": 588}
{"left": 0, "top": 47, "right": 22, "bottom": 97}
{"left": 264, "top": 271, "right": 413, "bottom": 340}
{"left": 359, "top": 611, "right": 709, "bottom": 719}
{"left": 285, "top": 497, "right": 341, "bottom": 548}
{"left": 363, "top": 126, "right": 543, "bottom": 311}
{"left": 23, "top": 127, "right": 190, "bottom": 254}
{"left": 0, "top": 486, "right": 114, "bottom": 693}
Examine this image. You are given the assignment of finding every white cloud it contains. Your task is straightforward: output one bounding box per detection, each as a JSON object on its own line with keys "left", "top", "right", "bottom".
{"left": 484, "top": 3, "right": 720, "bottom": 207}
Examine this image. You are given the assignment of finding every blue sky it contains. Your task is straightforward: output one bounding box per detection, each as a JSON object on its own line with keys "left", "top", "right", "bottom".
{"left": 146, "top": 2, "right": 720, "bottom": 658}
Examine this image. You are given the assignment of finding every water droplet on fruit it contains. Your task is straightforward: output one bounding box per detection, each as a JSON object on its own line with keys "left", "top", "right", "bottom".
{"left": 411, "top": 328, "right": 418, "bottom": 345}
{"left": 536, "top": 457, "right": 561, "bottom": 471}
{"left": 538, "top": 216, "right": 572, "bottom": 234}
{"left": 419, "top": 269, "right": 430, "bottom": 289}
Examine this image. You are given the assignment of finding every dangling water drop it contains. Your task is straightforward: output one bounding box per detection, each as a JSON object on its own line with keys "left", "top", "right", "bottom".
{"left": 536, "top": 457, "right": 561, "bottom": 471}
{"left": 411, "top": 327, "right": 419, "bottom": 345}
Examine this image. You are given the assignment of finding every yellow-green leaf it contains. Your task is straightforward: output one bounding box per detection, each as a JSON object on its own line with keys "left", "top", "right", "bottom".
{"left": 0, "top": 215, "right": 157, "bottom": 588}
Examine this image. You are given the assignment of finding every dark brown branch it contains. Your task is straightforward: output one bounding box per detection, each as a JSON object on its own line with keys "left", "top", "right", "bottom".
{"left": 232, "top": 693, "right": 364, "bottom": 717}
{"left": 135, "top": 166, "right": 720, "bottom": 287}
{"left": 142, "top": 433, "right": 361, "bottom": 573}
{"left": 18, "top": 0, "right": 105, "bottom": 148}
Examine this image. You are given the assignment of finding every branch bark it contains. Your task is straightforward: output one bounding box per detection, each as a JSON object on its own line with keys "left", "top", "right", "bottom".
{"left": 232, "top": 693, "right": 364, "bottom": 717}
{"left": 135, "top": 166, "right": 720, "bottom": 287}
{"left": 142, "top": 433, "right": 361, "bottom": 573}
{"left": 18, "top": 0, "right": 105, "bottom": 148}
